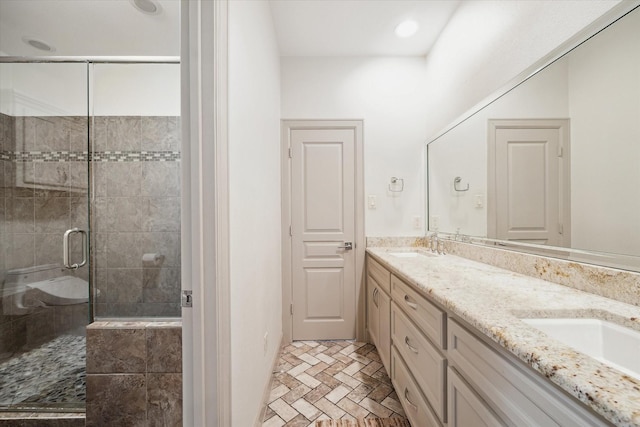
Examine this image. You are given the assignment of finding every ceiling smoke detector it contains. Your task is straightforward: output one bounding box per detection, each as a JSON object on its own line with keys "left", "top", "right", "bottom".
{"left": 21, "top": 36, "right": 56, "bottom": 52}
{"left": 130, "top": 0, "right": 162, "bottom": 15}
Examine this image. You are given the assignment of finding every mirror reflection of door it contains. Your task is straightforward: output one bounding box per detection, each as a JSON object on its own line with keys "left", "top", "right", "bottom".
{"left": 488, "top": 119, "right": 570, "bottom": 247}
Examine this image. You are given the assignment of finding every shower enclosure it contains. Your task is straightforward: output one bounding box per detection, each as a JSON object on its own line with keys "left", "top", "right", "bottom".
{"left": 0, "top": 58, "right": 180, "bottom": 414}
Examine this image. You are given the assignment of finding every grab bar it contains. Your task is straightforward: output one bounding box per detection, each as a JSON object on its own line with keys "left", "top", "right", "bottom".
{"left": 63, "top": 228, "right": 88, "bottom": 270}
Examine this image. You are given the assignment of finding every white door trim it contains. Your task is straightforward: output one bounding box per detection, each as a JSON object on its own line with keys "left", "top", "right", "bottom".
{"left": 487, "top": 118, "right": 571, "bottom": 246}
{"left": 281, "top": 119, "right": 365, "bottom": 343}
{"left": 181, "top": 1, "right": 231, "bottom": 426}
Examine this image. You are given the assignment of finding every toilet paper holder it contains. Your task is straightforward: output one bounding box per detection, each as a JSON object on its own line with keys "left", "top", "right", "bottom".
{"left": 142, "top": 253, "right": 165, "bottom": 267}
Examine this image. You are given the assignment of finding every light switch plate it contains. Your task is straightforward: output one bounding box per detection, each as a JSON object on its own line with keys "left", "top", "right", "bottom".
{"left": 475, "top": 194, "right": 483, "bottom": 208}
{"left": 368, "top": 195, "right": 377, "bottom": 209}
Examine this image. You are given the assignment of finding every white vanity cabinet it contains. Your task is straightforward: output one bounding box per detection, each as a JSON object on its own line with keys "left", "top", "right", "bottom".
{"left": 391, "top": 274, "right": 447, "bottom": 424}
{"left": 365, "top": 253, "right": 615, "bottom": 427}
{"left": 448, "top": 319, "right": 611, "bottom": 427}
{"left": 447, "top": 366, "right": 505, "bottom": 427}
{"left": 391, "top": 346, "right": 442, "bottom": 427}
{"left": 367, "top": 256, "right": 391, "bottom": 372}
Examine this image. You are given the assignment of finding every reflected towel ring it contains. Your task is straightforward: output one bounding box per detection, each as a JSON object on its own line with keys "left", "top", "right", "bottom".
{"left": 389, "top": 177, "right": 404, "bottom": 192}
{"left": 454, "top": 176, "right": 469, "bottom": 192}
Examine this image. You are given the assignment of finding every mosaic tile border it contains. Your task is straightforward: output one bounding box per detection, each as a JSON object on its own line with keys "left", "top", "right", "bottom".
{"left": 0, "top": 150, "right": 180, "bottom": 162}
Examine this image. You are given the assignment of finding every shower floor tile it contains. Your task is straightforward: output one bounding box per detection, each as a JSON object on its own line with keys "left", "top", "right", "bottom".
{"left": 0, "top": 335, "right": 86, "bottom": 409}
{"left": 262, "top": 341, "right": 409, "bottom": 427}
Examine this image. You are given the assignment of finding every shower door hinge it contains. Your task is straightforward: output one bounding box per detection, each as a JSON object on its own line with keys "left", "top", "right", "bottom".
{"left": 181, "top": 290, "right": 193, "bottom": 308}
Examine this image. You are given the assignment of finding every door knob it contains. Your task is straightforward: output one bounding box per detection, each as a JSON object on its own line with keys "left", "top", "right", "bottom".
{"left": 337, "top": 242, "right": 353, "bottom": 250}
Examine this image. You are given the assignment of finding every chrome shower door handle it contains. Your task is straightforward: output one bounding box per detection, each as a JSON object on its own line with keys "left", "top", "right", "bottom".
{"left": 63, "top": 228, "right": 88, "bottom": 270}
{"left": 337, "top": 242, "right": 353, "bottom": 250}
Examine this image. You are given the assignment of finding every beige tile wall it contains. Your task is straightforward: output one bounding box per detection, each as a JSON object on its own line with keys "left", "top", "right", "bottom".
{"left": 86, "top": 321, "right": 182, "bottom": 427}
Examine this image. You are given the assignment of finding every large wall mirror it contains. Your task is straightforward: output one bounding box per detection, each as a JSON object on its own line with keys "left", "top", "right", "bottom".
{"left": 427, "top": 3, "right": 640, "bottom": 272}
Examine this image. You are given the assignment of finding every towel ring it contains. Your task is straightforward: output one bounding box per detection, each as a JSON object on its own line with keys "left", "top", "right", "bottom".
{"left": 389, "top": 177, "right": 404, "bottom": 192}
{"left": 454, "top": 176, "right": 469, "bottom": 192}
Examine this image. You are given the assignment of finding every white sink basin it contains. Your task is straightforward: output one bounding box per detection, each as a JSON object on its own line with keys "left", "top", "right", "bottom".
{"left": 390, "top": 252, "right": 420, "bottom": 258}
{"left": 389, "top": 251, "right": 434, "bottom": 258}
{"left": 522, "top": 318, "right": 640, "bottom": 380}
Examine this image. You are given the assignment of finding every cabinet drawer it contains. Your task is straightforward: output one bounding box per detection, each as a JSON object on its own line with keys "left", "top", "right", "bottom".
{"left": 391, "top": 274, "right": 446, "bottom": 349}
{"left": 448, "top": 319, "right": 611, "bottom": 427}
{"left": 391, "top": 302, "right": 446, "bottom": 423}
{"left": 368, "top": 256, "right": 391, "bottom": 294}
{"left": 391, "top": 347, "right": 441, "bottom": 427}
{"left": 448, "top": 366, "right": 505, "bottom": 427}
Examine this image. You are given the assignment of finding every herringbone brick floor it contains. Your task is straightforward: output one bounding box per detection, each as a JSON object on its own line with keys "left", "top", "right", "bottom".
{"left": 262, "top": 341, "right": 408, "bottom": 427}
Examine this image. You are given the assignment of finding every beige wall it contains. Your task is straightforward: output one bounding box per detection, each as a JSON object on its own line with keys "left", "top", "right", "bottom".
{"left": 422, "top": 0, "right": 620, "bottom": 139}
{"left": 281, "top": 57, "right": 430, "bottom": 237}
{"left": 228, "top": 1, "right": 283, "bottom": 426}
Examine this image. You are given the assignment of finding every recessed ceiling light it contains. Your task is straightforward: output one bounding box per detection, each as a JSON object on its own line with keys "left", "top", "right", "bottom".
{"left": 395, "top": 20, "right": 419, "bottom": 38}
{"left": 130, "top": 0, "right": 162, "bottom": 15}
{"left": 21, "top": 36, "right": 56, "bottom": 52}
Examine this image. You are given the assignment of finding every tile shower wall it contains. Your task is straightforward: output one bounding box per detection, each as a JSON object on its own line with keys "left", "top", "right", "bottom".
{"left": 1, "top": 113, "right": 181, "bottom": 353}
{"left": 1, "top": 113, "right": 9, "bottom": 356}
{"left": 1, "top": 112, "right": 89, "bottom": 360}
{"left": 91, "top": 116, "right": 181, "bottom": 318}
{"left": 85, "top": 321, "right": 182, "bottom": 427}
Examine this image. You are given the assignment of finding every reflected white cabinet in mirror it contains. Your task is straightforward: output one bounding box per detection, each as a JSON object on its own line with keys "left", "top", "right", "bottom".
{"left": 426, "top": 3, "right": 640, "bottom": 272}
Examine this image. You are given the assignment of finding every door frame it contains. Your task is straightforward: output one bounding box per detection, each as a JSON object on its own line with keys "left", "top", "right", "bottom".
{"left": 281, "top": 119, "right": 365, "bottom": 343}
{"left": 181, "top": 1, "right": 231, "bottom": 426}
{"left": 487, "top": 118, "right": 571, "bottom": 246}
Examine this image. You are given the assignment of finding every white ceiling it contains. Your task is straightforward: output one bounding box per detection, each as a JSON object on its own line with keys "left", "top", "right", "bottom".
{"left": 0, "top": 0, "right": 461, "bottom": 58}
{"left": 270, "top": 0, "right": 461, "bottom": 57}
{"left": 0, "top": 0, "right": 180, "bottom": 57}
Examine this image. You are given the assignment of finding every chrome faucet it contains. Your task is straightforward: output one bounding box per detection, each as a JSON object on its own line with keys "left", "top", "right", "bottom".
{"left": 428, "top": 232, "right": 446, "bottom": 255}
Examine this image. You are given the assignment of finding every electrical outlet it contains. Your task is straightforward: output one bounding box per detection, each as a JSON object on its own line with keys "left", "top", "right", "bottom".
{"left": 263, "top": 332, "right": 269, "bottom": 354}
{"left": 431, "top": 215, "right": 440, "bottom": 230}
{"left": 412, "top": 216, "right": 422, "bottom": 229}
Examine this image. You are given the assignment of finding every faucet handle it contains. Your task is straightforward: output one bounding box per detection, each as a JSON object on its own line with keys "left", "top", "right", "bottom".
{"left": 429, "top": 233, "right": 438, "bottom": 252}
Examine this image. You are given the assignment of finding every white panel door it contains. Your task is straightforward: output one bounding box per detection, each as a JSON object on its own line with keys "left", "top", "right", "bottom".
{"left": 494, "top": 126, "right": 562, "bottom": 245}
{"left": 291, "top": 128, "right": 356, "bottom": 340}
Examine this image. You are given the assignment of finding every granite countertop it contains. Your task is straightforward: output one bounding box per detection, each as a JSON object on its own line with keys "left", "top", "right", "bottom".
{"left": 366, "top": 247, "right": 640, "bottom": 427}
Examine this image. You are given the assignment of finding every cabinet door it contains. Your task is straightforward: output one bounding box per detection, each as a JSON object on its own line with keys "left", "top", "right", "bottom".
{"left": 448, "top": 367, "right": 505, "bottom": 427}
{"left": 448, "top": 319, "right": 611, "bottom": 427}
{"left": 367, "top": 276, "right": 380, "bottom": 346}
{"left": 378, "top": 286, "right": 391, "bottom": 372}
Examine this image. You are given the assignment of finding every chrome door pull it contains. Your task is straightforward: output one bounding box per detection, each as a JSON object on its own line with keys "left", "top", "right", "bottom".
{"left": 63, "top": 228, "right": 88, "bottom": 270}
{"left": 404, "top": 294, "right": 418, "bottom": 310}
{"left": 405, "top": 336, "right": 419, "bottom": 354}
{"left": 338, "top": 242, "right": 353, "bottom": 250}
{"left": 404, "top": 388, "right": 418, "bottom": 412}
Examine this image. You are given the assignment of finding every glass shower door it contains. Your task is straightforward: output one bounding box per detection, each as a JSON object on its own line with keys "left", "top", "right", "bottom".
{"left": 0, "top": 62, "right": 90, "bottom": 411}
